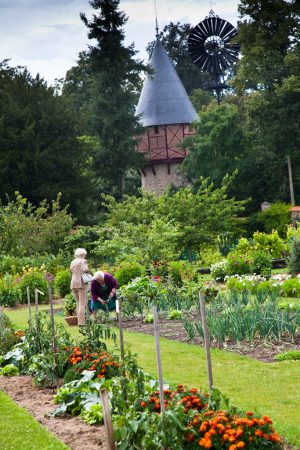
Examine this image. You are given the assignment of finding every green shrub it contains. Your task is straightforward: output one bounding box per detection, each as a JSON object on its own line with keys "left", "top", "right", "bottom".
{"left": 167, "top": 261, "right": 197, "bottom": 286}
{"left": 252, "top": 230, "right": 287, "bottom": 258}
{"left": 258, "top": 202, "right": 291, "bottom": 237}
{"left": 113, "top": 261, "right": 145, "bottom": 287}
{"left": 63, "top": 293, "right": 77, "bottom": 316}
{"left": 250, "top": 251, "right": 272, "bottom": 278}
{"left": 54, "top": 269, "right": 71, "bottom": 297}
{"left": 226, "top": 253, "right": 252, "bottom": 276}
{"left": 16, "top": 270, "right": 48, "bottom": 304}
{"left": 275, "top": 350, "right": 300, "bottom": 361}
{"left": 281, "top": 277, "right": 300, "bottom": 297}
{"left": 198, "top": 245, "right": 223, "bottom": 266}
{"left": 288, "top": 238, "right": 300, "bottom": 275}
{"left": 0, "top": 274, "right": 19, "bottom": 307}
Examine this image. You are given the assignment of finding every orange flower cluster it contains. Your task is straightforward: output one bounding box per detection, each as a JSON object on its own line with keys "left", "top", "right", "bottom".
{"left": 67, "top": 346, "right": 121, "bottom": 380}
{"left": 185, "top": 410, "right": 282, "bottom": 449}
{"left": 139, "top": 385, "right": 208, "bottom": 414}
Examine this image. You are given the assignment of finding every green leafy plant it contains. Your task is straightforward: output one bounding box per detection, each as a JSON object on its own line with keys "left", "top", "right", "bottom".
{"left": 63, "top": 293, "right": 77, "bottom": 316}
{"left": 168, "top": 309, "right": 182, "bottom": 320}
{"left": 54, "top": 269, "right": 71, "bottom": 298}
{"left": 210, "top": 260, "right": 228, "bottom": 282}
{"left": 0, "top": 363, "right": 19, "bottom": 376}
{"left": 250, "top": 250, "right": 273, "bottom": 278}
{"left": 144, "top": 313, "right": 154, "bottom": 323}
{"left": 275, "top": 350, "right": 300, "bottom": 361}
{"left": 80, "top": 403, "right": 103, "bottom": 425}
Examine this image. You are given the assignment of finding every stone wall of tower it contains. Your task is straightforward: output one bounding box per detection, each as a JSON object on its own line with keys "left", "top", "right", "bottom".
{"left": 140, "top": 162, "right": 186, "bottom": 195}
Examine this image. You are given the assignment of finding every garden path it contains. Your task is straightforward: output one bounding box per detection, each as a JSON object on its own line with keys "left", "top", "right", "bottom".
{"left": 0, "top": 375, "right": 107, "bottom": 450}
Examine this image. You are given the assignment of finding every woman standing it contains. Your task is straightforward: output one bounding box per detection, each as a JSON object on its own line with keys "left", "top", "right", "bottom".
{"left": 70, "top": 248, "right": 90, "bottom": 326}
{"left": 90, "top": 271, "right": 118, "bottom": 314}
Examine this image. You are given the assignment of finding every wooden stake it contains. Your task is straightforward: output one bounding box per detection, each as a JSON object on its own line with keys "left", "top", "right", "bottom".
{"left": 100, "top": 388, "right": 116, "bottom": 450}
{"left": 27, "top": 286, "right": 32, "bottom": 327}
{"left": 287, "top": 155, "right": 295, "bottom": 206}
{"left": 117, "top": 299, "right": 125, "bottom": 362}
{"left": 34, "top": 288, "right": 39, "bottom": 333}
{"left": 199, "top": 291, "right": 213, "bottom": 391}
{"left": 48, "top": 283, "right": 57, "bottom": 355}
{"left": 85, "top": 287, "right": 90, "bottom": 334}
{"left": 153, "top": 305, "right": 165, "bottom": 413}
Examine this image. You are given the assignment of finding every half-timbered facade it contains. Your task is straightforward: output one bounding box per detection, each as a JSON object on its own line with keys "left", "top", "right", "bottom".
{"left": 135, "top": 37, "right": 198, "bottom": 194}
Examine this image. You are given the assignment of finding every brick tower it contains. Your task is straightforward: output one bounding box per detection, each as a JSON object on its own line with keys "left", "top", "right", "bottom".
{"left": 135, "top": 37, "right": 198, "bottom": 194}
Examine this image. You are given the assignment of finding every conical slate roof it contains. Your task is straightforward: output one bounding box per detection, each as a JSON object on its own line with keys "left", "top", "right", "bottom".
{"left": 135, "top": 38, "right": 198, "bottom": 127}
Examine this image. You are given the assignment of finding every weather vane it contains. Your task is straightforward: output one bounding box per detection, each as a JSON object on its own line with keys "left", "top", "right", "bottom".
{"left": 154, "top": 0, "right": 159, "bottom": 37}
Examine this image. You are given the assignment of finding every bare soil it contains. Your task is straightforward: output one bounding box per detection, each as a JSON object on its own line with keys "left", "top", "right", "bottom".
{"left": 120, "top": 315, "right": 300, "bottom": 363}
{"left": 0, "top": 375, "right": 107, "bottom": 450}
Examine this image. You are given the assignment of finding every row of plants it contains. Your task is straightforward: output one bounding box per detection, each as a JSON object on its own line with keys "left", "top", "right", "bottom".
{"left": 182, "top": 291, "right": 300, "bottom": 345}
{"left": 0, "top": 312, "right": 284, "bottom": 449}
{"left": 224, "top": 274, "right": 300, "bottom": 297}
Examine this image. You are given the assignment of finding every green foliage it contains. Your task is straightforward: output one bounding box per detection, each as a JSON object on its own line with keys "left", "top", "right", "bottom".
{"left": 113, "top": 261, "right": 145, "bottom": 287}
{"left": 80, "top": 403, "right": 103, "bottom": 425}
{"left": 97, "top": 178, "right": 245, "bottom": 265}
{"left": 0, "top": 314, "right": 19, "bottom": 355}
{"left": 255, "top": 202, "right": 291, "bottom": 237}
{"left": 168, "top": 309, "right": 182, "bottom": 320}
{"left": 288, "top": 238, "right": 300, "bottom": 275}
{"left": 0, "top": 61, "right": 90, "bottom": 221}
{"left": 167, "top": 261, "right": 197, "bottom": 286}
{"left": 0, "top": 363, "right": 19, "bottom": 376}
{"left": 197, "top": 245, "right": 223, "bottom": 266}
{"left": 226, "top": 253, "right": 252, "bottom": 276}
{"left": 64, "top": 0, "right": 147, "bottom": 198}
{"left": 79, "top": 321, "right": 116, "bottom": 353}
{"left": 63, "top": 293, "right": 77, "bottom": 316}
{"left": 16, "top": 270, "right": 48, "bottom": 304}
{"left": 275, "top": 350, "right": 300, "bottom": 362}
{"left": 251, "top": 251, "right": 273, "bottom": 278}
{"left": 119, "top": 277, "right": 160, "bottom": 317}
{"left": 0, "top": 274, "right": 19, "bottom": 307}
{"left": 0, "top": 193, "right": 73, "bottom": 257}
{"left": 54, "top": 270, "right": 71, "bottom": 298}
{"left": 144, "top": 313, "right": 153, "bottom": 324}
{"left": 280, "top": 277, "right": 300, "bottom": 298}
{"left": 235, "top": 231, "right": 287, "bottom": 259}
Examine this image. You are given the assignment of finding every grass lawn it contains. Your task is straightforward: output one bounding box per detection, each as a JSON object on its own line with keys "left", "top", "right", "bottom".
{"left": 0, "top": 391, "right": 68, "bottom": 450}
{"left": 4, "top": 305, "right": 300, "bottom": 448}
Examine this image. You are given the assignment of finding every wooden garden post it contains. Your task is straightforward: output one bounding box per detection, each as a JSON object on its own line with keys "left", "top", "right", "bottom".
{"left": 34, "top": 288, "right": 39, "bottom": 333}
{"left": 48, "top": 283, "right": 57, "bottom": 355}
{"left": 199, "top": 291, "right": 213, "bottom": 391}
{"left": 27, "top": 286, "right": 32, "bottom": 327}
{"left": 116, "top": 298, "right": 125, "bottom": 362}
{"left": 100, "top": 388, "right": 116, "bottom": 450}
{"left": 153, "top": 305, "right": 165, "bottom": 413}
{"left": 85, "top": 287, "right": 90, "bottom": 334}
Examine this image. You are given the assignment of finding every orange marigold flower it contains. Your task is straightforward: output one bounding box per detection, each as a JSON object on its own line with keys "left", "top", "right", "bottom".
{"left": 229, "top": 445, "right": 237, "bottom": 450}
{"left": 190, "top": 387, "right": 198, "bottom": 393}
{"left": 140, "top": 401, "right": 147, "bottom": 408}
{"left": 186, "top": 432, "right": 194, "bottom": 442}
{"left": 246, "top": 411, "right": 253, "bottom": 416}
{"left": 236, "top": 442, "right": 245, "bottom": 448}
{"left": 255, "top": 429, "right": 263, "bottom": 437}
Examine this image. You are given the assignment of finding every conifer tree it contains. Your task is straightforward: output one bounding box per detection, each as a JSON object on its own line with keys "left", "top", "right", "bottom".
{"left": 79, "top": 0, "right": 147, "bottom": 197}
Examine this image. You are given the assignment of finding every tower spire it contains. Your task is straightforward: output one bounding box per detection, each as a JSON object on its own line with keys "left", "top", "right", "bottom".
{"left": 154, "top": 0, "right": 159, "bottom": 37}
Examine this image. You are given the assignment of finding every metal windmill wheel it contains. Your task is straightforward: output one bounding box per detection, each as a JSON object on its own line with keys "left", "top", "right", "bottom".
{"left": 188, "top": 11, "right": 240, "bottom": 75}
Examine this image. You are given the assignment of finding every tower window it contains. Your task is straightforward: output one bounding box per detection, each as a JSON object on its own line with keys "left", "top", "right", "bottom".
{"left": 154, "top": 125, "right": 159, "bottom": 134}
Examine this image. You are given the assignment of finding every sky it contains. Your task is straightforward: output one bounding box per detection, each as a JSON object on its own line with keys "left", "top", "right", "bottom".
{"left": 0, "top": 0, "right": 239, "bottom": 85}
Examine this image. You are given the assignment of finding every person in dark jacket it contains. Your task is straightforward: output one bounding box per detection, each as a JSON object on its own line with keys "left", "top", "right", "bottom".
{"left": 90, "top": 271, "right": 118, "bottom": 314}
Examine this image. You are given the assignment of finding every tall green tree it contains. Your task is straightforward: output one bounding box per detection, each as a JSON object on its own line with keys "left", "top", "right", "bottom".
{"left": 233, "top": 0, "right": 300, "bottom": 204}
{"left": 0, "top": 61, "right": 90, "bottom": 219}
{"left": 64, "top": 0, "right": 147, "bottom": 198}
